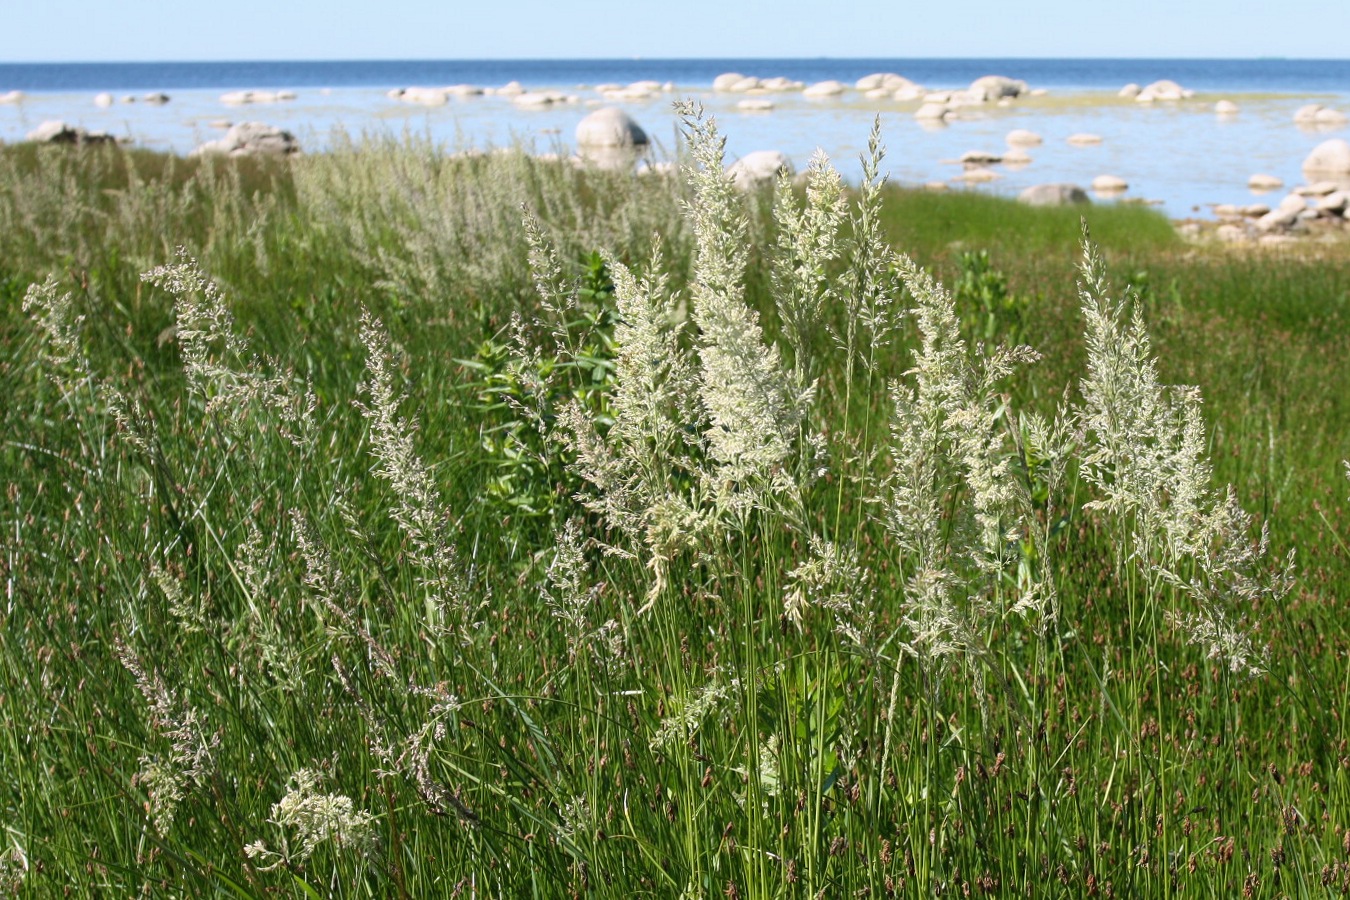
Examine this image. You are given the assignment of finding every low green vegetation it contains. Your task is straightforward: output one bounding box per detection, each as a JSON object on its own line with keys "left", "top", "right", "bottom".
{"left": 2, "top": 110, "right": 1349, "bottom": 898}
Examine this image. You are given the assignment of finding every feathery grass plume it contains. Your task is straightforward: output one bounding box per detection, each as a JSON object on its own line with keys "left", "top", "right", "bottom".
{"left": 882, "top": 254, "right": 1047, "bottom": 712}
{"left": 295, "top": 511, "right": 480, "bottom": 823}
{"left": 784, "top": 535, "right": 875, "bottom": 649}
{"left": 291, "top": 509, "right": 400, "bottom": 680}
{"left": 1075, "top": 229, "right": 1287, "bottom": 673}
{"left": 1159, "top": 490, "right": 1290, "bottom": 676}
{"left": 114, "top": 638, "right": 219, "bottom": 831}
{"left": 603, "top": 241, "right": 699, "bottom": 486}
{"left": 544, "top": 517, "right": 602, "bottom": 663}
{"left": 153, "top": 565, "right": 208, "bottom": 633}
{"left": 142, "top": 250, "right": 316, "bottom": 447}
{"left": 556, "top": 242, "right": 711, "bottom": 607}
{"left": 649, "top": 672, "right": 739, "bottom": 751}
{"left": 244, "top": 769, "right": 376, "bottom": 870}
{"left": 233, "top": 516, "right": 305, "bottom": 691}
{"left": 522, "top": 206, "right": 578, "bottom": 353}
{"left": 357, "top": 310, "right": 481, "bottom": 638}
{"left": 542, "top": 517, "right": 627, "bottom": 671}
{"left": 835, "top": 119, "right": 904, "bottom": 375}
{"left": 22, "top": 276, "right": 92, "bottom": 395}
{"left": 675, "top": 101, "right": 814, "bottom": 517}
{"left": 1075, "top": 233, "right": 1176, "bottom": 539}
{"left": 771, "top": 149, "right": 846, "bottom": 384}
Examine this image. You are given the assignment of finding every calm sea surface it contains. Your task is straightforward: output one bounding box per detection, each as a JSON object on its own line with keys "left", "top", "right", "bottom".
{"left": 2, "top": 58, "right": 1347, "bottom": 219}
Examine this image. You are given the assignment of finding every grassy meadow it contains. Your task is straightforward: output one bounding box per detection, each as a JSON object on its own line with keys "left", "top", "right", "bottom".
{"left": 2, "top": 110, "right": 1350, "bottom": 898}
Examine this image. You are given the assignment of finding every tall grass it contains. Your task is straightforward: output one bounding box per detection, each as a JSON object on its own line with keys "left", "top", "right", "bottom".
{"left": 2, "top": 115, "right": 1350, "bottom": 898}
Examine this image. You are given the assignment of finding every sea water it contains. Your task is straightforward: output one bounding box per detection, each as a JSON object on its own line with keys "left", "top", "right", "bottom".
{"left": 1, "top": 58, "right": 1347, "bottom": 219}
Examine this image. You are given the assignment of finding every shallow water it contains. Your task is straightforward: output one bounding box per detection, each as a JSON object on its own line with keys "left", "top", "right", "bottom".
{"left": 2, "top": 58, "right": 1347, "bottom": 220}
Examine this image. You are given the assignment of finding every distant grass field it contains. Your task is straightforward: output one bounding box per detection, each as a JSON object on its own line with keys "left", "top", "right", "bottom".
{"left": 2, "top": 129, "right": 1349, "bottom": 898}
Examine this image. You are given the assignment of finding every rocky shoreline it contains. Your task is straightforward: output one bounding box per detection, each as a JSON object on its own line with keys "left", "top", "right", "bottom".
{"left": 4, "top": 71, "right": 1348, "bottom": 240}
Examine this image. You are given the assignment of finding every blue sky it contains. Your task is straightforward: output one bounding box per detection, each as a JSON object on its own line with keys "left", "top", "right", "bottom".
{"left": 3, "top": 0, "right": 1347, "bottom": 61}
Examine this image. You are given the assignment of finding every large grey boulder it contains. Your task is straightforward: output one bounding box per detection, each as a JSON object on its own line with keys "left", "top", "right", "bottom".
{"left": 576, "top": 107, "right": 648, "bottom": 149}
{"left": 1319, "top": 190, "right": 1350, "bottom": 214}
{"left": 857, "top": 72, "right": 920, "bottom": 94}
{"left": 1255, "top": 193, "right": 1310, "bottom": 231}
{"left": 969, "top": 75, "right": 1028, "bottom": 102}
{"left": 1303, "top": 139, "right": 1350, "bottom": 177}
{"left": 802, "top": 80, "right": 847, "bottom": 98}
{"left": 26, "top": 120, "right": 117, "bottom": 145}
{"left": 1295, "top": 104, "right": 1324, "bottom": 123}
{"left": 1136, "top": 79, "right": 1191, "bottom": 102}
{"left": 575, "top": 107, "right": 648, "bottom": 169}
{"left": 1019, "top": 183, "right": 1090, "bottom": 206}
{"left": 726, "top": 150, "right": 793, "bottom": 190}
{"left": 192, "top": 122, "right": 300, "bottom": 157}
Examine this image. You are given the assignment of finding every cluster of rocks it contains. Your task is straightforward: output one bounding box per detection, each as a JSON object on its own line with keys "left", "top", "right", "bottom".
{"left": 710, "top": 71, "right": 1038, "bottom": 122}
{"left": 1294, "top": 104, "right": 1348, "bottom": 125}
{"left": 712, "top": 73, "right": 807, "bottom": 93}
{"left": 594, "top": 80, "right": 676, "bottom": 101}
{"left": 388, "top": 82, "right": 585, "bottom": 108}
{"left": 93, "top": 92, "right": 170, "bottom": 107}
{"left": 191, "top": 122, "right": 300, "bottom": 157}
{"left": 911, "top": 75, "right": 1037, "bottom": 124}
{"left": 389, "top": 84, "right": 485, "bottom": 105}
{"left": 25, "top": 120, "right": 120, "bottom": 146}
{"left": 221, "top": 90, "right": 297, "bottom": 105}
{"left": 943, "top": 127, "right": 1115, "bottom": 195}
{"left": 1200, "top": 139, "right": 1350, "bottom": 243}
{"left": 1119, "top": 79, "right": 1195, "bottom": 102}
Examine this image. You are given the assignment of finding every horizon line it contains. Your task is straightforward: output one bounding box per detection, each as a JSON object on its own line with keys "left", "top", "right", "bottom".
{"left": 0, "top": 54, "right": 1330, "bottom": 66}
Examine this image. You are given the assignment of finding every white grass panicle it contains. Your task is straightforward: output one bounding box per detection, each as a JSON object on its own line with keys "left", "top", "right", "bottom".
{"left": 771, "top": 149, "right": 846, "bottom": 384}
{"left": 543, "top": 517, "right": 615, "bottom": 667}
{"left": 835, "top": 120, "right": 905, "bottom": 376}
{"left": 557, "top": 241, "right": 709, "bottom": 607}
{"left": 358, "top": 310, "right": 482, "bottom": 637}
{"left": 22, "top": 276, "right": 92, "bottom": 395}
{"left": 142, "top": 250, "right": 316, "bottom": 447}
{"left": 1075, "top": 231, "right": 1290, "bottom": 674}
{"left": 649, "top": 673, "right": 739, "bottom": 752}
{"left": 114, "top": 638, "right": 219, "bottom": 831}
{"left": 559, "top": 107, "right": 827, "bottom": 611}
{"left": 1159, "top": 490, "right": 1292, "bottom": 676}
{"left": 885, "top": 255, "right": 1048, "bottom": 677}
{"left": 784, "top": 535, "right": 875, "bottom": 649}
{"left": 244, "top": 769, "right": 377, "bottom": 870}
{"left": 675, "top": 101, "right": 815, "bottom": 517}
